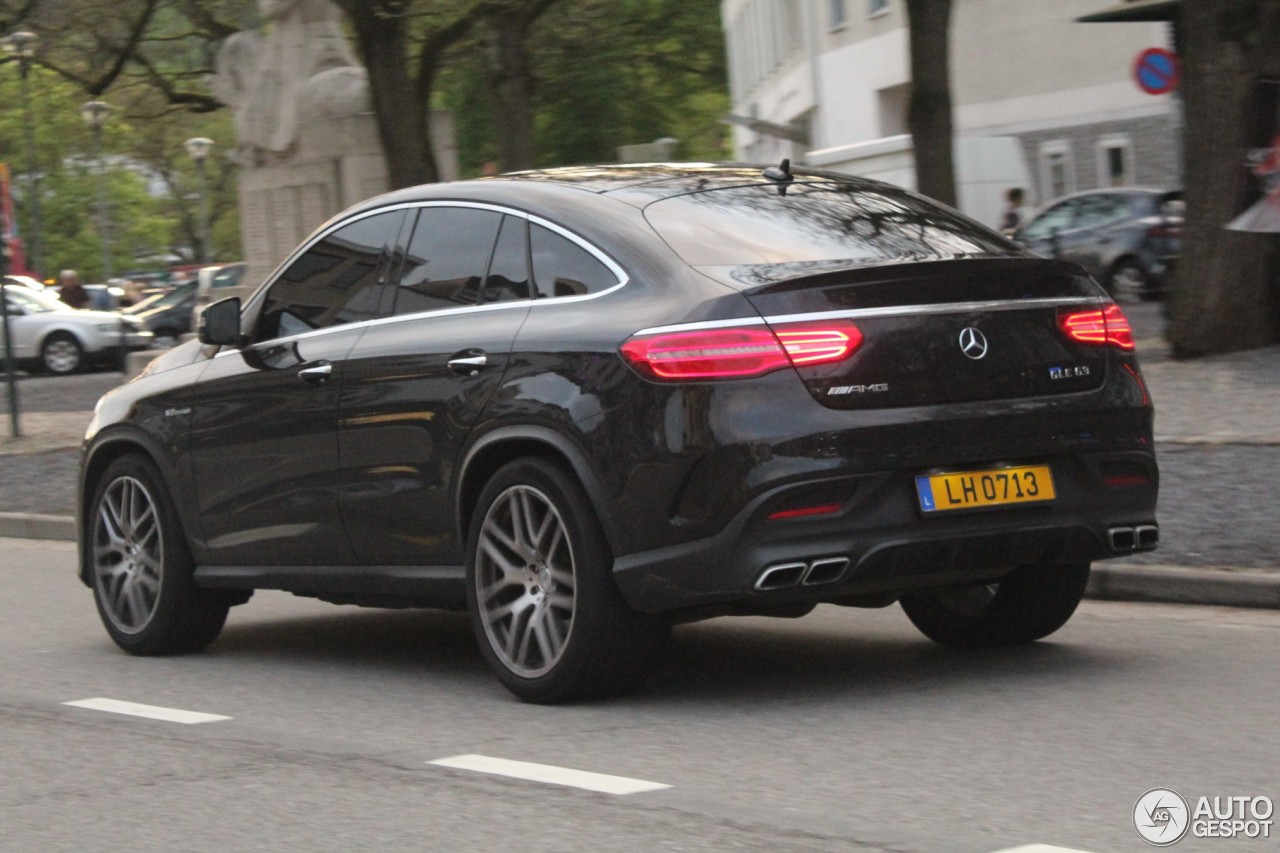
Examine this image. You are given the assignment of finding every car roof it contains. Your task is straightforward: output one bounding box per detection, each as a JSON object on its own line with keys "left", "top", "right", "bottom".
{"left": 345, "top": 162, "right": 893, "bottom": 217}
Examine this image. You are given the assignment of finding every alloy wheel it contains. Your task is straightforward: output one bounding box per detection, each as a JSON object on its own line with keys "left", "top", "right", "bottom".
{"left": 475, "top": 484, "right": 576, "bottom": 678}
{"left": 92, "top": 475, "right": 164, "bottom": 635}
{"left": 43, "top": 338, "right": 81, "bottom": 373}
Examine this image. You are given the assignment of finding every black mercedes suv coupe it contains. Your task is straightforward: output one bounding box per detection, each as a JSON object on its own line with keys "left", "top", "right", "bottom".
{"left": 78, "top": 164, "right": 1159, "bottom": 702}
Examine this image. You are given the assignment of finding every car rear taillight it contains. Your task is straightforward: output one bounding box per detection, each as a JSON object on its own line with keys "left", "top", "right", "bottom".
{"left": 619, "top": 321, "right": 862, "bottom": 381}
{"left": 1058, "top": 304, "right": 1134, "bottom": 351}
{"left": 1146, "top": 224, "right": 1181, "bottom": 239}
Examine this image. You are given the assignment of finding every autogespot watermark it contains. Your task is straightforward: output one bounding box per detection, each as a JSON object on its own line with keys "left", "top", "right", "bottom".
{"left": 1134, "top": 788, "right": 1274, "bottom": 846}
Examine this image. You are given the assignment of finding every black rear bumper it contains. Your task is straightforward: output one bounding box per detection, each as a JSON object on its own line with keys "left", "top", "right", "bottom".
{"left": 612, "top": 449, "right": 1158, "bottom": 614}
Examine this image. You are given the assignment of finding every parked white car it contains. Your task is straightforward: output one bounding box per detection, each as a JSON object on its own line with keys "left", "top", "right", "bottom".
{"left": 0, "top": 282, "right": 153, "bottom": 374}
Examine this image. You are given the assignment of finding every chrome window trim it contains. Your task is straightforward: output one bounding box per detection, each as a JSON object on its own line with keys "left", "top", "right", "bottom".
{"left": 633, "top": 296, "right": 1102, "bottom": 337}
{"left": 237, "top": 199, "right": 629, "bottom": 351}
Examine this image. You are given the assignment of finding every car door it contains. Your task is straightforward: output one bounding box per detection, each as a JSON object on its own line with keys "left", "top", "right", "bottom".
{"left": 1015, "top": 199, "right": 1078, "bottom": 261}
{"left": 186, "top": 209, "right": 407, "bottom": 567}
{"left": 337, "top": 205, "right": 532, "bottom": 567}
{"left": 1069, "top": 192, "right": 1132, "bottom": 277}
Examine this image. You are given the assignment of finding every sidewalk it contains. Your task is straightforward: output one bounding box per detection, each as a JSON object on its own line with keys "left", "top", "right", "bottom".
{"left": 2, "top": 308, "right": 1279, "bottom": 608}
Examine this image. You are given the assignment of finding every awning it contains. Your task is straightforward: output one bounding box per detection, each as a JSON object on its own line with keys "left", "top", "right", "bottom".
{"left": 1077, "top": 0, "right": 1181, "bottom": 23}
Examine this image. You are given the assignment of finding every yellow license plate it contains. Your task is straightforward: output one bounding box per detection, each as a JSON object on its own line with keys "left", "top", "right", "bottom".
{"left": 915, "top": 465, "right": 1056, "bottom": 513}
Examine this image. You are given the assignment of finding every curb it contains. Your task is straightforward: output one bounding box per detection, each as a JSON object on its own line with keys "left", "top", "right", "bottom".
{"left": 0, "top": 512, "right": 76, "bottom": 542}
{"left": 1, "top": 511, "right": 1276, "bottom": 610}
{"left": 1086, "top": 563, "right": 1280, "bottom": 610}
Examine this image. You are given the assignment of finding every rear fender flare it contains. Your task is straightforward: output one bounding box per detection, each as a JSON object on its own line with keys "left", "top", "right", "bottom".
{"left": 455, "top": 426, "right": 621, "bottom": 557}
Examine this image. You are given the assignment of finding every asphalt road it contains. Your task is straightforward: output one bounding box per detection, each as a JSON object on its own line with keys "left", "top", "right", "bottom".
{"left": 3, "top": 538, "right": 1276, "bottom": 852}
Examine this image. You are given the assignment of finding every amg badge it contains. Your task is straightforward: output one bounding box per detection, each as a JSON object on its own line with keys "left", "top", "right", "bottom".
{"left": 828, "top": 383, "right": 889, "bottom": 396}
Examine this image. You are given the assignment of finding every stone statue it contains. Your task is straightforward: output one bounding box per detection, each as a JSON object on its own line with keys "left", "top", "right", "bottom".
{"left": 214, "top": 0, "right": 373, "bottom": 166}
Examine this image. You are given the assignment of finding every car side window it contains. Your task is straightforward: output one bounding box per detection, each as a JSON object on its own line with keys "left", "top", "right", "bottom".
{"left": 529, "top": 223, "right": 618, "bottom": 298}
{"left": 1020, "top": 201, "right": 1076, "bottom": 240}
{"left": 393, "top": 207, "right": 503, "bottom": 316}
{"left": 254, "top": 210, "right": 405, "bottom": 343}
{"left": 484, "top": 216, "right": 531, "bottom": 303}
{"left": 1074, "top": 194, "right": 1130, "bottom": 229}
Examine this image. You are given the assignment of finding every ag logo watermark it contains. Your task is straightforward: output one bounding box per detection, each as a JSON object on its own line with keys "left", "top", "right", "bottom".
{"left": 1134, "top": 788, "right": 1273, "bottom": 845}
{"left": 1134, "top": 788, "right": 1190, "bottom": 846}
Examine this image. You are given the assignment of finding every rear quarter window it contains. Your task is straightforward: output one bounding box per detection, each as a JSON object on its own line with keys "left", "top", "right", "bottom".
{"left": 530, "top": 224, "right": 620, "bottom": 298}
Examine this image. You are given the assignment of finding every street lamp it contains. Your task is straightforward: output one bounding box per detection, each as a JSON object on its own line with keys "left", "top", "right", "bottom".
{"left": 80, "top": 99, "right": 112, "bottom": 281}
{"left": 3, "top": 29, "right": 43, "bottom": 280}
{"left": 184, "top": 137, "right": 214, "bottom": 264}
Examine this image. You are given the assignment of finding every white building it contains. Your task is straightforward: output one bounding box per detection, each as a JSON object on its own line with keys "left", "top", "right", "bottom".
{"left": 721, "top": 0, "right": 1180, "bottom": 227}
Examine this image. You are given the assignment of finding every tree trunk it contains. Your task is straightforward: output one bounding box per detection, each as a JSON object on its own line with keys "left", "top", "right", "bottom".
{"left": 487, "top": 9, "right": 536, "bottom": 172}
{"left": 1168, "top": 0, "right": 1280, "bottom": 357}
{"left": 344, "top": 10, "right": 436, "bottom": 188}
{"left": 905, "top": 0, "right": 956, "bottom": 207}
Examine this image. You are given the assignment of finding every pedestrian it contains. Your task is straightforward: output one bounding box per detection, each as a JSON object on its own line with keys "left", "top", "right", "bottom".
{"left": 1000, "top": 187, "right": 1031, "bottom": 234}
{"left": 57, "top": 270, "right": 89, "bottom": 310}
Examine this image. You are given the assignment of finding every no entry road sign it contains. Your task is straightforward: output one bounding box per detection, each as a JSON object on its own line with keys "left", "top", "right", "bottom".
{"left": 1133, "top": 47, "right": 1180, "bottom": 95}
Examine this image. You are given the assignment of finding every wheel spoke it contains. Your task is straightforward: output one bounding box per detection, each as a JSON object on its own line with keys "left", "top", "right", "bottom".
{"left": 531, "top": 507, "right": 555, "bottom": 553}
{"left": 547, "top": 563, "right": 574, "bottom": 591}
{"left": 109, "top": 575, "right": 131, "bottom": 624}
{"left": 512, "top": 605, "right": 537, "bottom": 669}
{"left": 99, "top": 499, "right": 125, "bottom": 547}
{"left": 480, "top": 536, "right": 523, "bottom": 578}
{"left": 479, "top": 576, "right": 517, "bottom": 605}
{"left": 485, "top": 596, "right": 525, "bottom": 626}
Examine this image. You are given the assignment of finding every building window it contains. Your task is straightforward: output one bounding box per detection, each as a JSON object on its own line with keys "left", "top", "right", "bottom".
{"left": 829, "top": 0, "right": 847, "bottom": 29}
{"left": 877, "top": 83, "right": 910, "bottom": 137}
{"left": 1040, "top": 142, "right": 1075, "bottom": 201}
{"left": 1097, "top": 136, "right": 1134, "bottom": 187}
{"left": 868, "top": 0, "right": 889, "bottom": 17}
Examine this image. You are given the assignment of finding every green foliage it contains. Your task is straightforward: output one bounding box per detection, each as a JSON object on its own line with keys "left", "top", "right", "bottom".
{"left": 0, "top": 52, "right": 239, "bottom": 282}
{"left": 444, "top": 0, "right": 730, "bottom": 174}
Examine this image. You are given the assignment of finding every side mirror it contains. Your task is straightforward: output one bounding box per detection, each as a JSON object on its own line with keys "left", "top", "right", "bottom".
{"left": 198, "top": 296, "right": 243, "bottom": 347}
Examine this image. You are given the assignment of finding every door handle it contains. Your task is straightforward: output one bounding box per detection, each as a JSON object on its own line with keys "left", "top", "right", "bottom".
{"left": 447, "top": 351, "right": 488, "bottom": 376}
{"left": 298, "top": 362, "right": 333, "bottom": 383}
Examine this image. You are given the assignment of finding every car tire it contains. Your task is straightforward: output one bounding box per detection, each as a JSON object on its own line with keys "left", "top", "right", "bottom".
{"left": 40, "top": 332, "right": 84, "bottom": 375}
{"left": 465, "top": 457, "right": 671, "bottom": 703}
{"left": 899, "top": 561, "right": 1091, "bottom": 648}
{"left": 1106, "top": 260, "right": 1149, "bottom": 304}
{"left": 87, "top": 454, "right": 229, "bottom": 655}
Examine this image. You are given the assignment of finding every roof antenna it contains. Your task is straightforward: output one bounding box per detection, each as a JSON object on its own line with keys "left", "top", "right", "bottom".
{"left": 763, "top": 158, "right": 793, "bottom": 195}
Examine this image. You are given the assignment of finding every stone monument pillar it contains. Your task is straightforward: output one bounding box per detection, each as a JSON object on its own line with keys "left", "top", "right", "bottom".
{"left": 212, "top": 0, "right": 457, "bottom": 296}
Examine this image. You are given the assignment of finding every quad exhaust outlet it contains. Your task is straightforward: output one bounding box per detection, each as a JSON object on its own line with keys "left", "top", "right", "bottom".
{"left": 755, "top": 557, "right": 851, "bottom": 591}
{"left": 1106, "top": 524, "right": 1159, "bottom": 552}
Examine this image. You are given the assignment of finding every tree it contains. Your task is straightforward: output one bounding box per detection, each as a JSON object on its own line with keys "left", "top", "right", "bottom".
{"left": 444, "top": 0, "right": 729, "bottom": 174}
{"left": 904, "top": 0, "right": 957, "bottom": 207}
{"left": 334, "top": 0, "right": 493, "bottom": 188}
{"left": 482, "top": 0, "right": 558, "bottom": 171}
{"left": 1167, "top": 0, "right": 1280, "bottom": 356}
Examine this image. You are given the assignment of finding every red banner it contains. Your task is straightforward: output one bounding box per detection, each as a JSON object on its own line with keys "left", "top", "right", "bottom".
{"left": 0, "top": 164, "right": 30, "bottom": 275}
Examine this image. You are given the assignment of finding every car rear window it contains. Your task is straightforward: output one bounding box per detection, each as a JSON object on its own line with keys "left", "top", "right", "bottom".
{"left": 644, "top": 182, "right": 1016, "bottom": 267}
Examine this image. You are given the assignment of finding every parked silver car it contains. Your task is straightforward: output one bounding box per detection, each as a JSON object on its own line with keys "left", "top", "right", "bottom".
{"left": 0, "top": 281, "right": 153, "bottom": 374}
{"left": 1013, "top": 188, "right": 1182, "bottom": 302}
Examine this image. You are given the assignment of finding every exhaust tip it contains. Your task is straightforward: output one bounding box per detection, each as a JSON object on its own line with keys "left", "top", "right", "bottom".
{"left": 755, "top": 562, "right": 806, "bottom": 591}
{"left": 803, "top": 557, "right": 849, "bottom": 586}
{"left": 1107, "top": 527, "right": 1136, "bottom": 552}
{"left": 1135, "top": 524, "right": 1159, "bottom": 549}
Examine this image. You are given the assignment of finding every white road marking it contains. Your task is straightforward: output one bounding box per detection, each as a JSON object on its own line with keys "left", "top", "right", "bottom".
{"left": 429, "top": 754, "right": 670, "bottom": 795}
{"left": 990, "top": 846, "right": 1099, "bottom": 853}
{"left": 63, "top": 698, "right": 231, "bottom": 725}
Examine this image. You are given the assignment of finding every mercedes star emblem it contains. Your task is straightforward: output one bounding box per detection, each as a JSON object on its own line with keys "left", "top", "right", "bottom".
{"left": 958, "top": 327, "right": 989, "bottom": 360}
